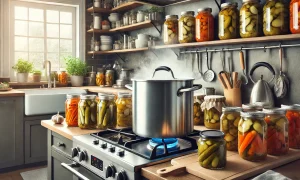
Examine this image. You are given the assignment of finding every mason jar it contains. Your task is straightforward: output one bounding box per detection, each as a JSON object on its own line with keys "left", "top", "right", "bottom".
{"left": 65, "top": 94, "right": 80, "bottom": 127}
{"left": 196, "top": 8, "right": 214, "bottom": 42}
{"left": 78, "top": 95, "right": 97, "bottom": 129}
{"left": 179, "top": 11, "right": 195, "bottom": 43}
{"left": 96, "top": 69, "right": 105, "bottom": 86}
{"left": 105, "top": 70, "right": 114, "bottom": 87}
{"left": 97, "top": 95, "right": 117, "bottom": 129}
{"left": 164, "top": 15, "right": 179, "bottom": 45}
{"left": 219, "top": 2, "right": 239, "bottom": 40}
{"left": 290, "top": 0, "right": 300, "bottom": 34}
{"left": 58, "top": 71, "right": 68, "bottom": 85}
{"left": 194, "top": 94, "right": 205, "bottom": 125}
{"left": 116, "top": 93, "right": 132, "bottom": 127}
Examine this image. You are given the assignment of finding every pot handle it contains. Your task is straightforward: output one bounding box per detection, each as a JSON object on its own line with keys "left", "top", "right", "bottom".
{"left": 125, "top": 84, "right": 133, "bottom": 90}
{"left": 177, "top": 84, "right": 202, "bottom": 96}
{"left": 249, "top": 62, "right": 275, "bottom": 84}
{"left": 152, "top": 66, "right": 175, "bottom": 79}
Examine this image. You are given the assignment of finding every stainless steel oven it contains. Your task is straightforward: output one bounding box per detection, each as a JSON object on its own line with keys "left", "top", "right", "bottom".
{"left": 61, "top": 162, "right": 104, "bottom": 180}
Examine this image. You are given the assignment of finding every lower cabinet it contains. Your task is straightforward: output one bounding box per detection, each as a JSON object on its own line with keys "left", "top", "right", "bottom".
{"left": 50, "top": 149, "right": 74, "bottom": 180}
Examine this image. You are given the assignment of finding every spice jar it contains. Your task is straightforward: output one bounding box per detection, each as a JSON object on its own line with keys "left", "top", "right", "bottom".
{"left": 105, "top": 70, "right": 114, "bottom": 87}
{"left": 58, "top": 71, "right": 68, "bottom": 85}
{"left": 116, "top": 93, "right": 132, "bottom": 127}
{"left": 290, "top": 0, "right": 300, "bottom": 34}
{"left": 201, "top": 95, "right": 226, "bottom": 129}
{"left": 221, "top": 107, "right": 242, "bottom": 151}
{"left": 123, "top": 12, "right": 129, "bottom": 26}
{"left": 78, "top": 95, "right": 97, "bottom": 129}
{"left": 263, "top": 108, "right": 289, "bottom": 156}
{"left": 196, "top": 8, "right": 214, "bottom": 42}
{"left": 219, "top": 2, "right": 239, "bottom": 40}
{"left": 130, "top": 11, "right": 137, "bottom": 24}
{"left": 263, "top": 0, "right": 289, "bottom": 36}
{"left": 281, "top": 105, "right": 300, "bottom": 149}
{"left": 238, "top": 112, "right": 267, "bottom": 161}
{"left": 96, "top": 69, "right": 105, "bottom": 86}
{"left": 240, "top": 0, "right": 262, "bottom": 38}
{"left": 164, "top": 15, "right": 179, "bottom": 45}
{"left": 97, "top": 95, "right": 117, "bottom": 129}
{"left": 137, "top": 10, "right": 145, "bottom": 23}
{"left": 194, "top": 94, "right": 205, "bottom": 125}
{"left": 65, "top": 94, "right": 80, "bottom": 127}
{"left": 197, "top": 130, "right": 226, "bottom": 169}
{"left": 179, "top": 11, "right": 195, "bottom": 43}
{"left": 242, "top": 104, "right": 263, "bottom": 112}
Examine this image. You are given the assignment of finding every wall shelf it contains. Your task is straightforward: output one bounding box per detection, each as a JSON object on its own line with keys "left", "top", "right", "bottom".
{"left": 86, "top": 1, "right": 147, "bottom": 14}
{"left": 87, "top": 29, "right": 112, "bottom": 34}
{"left": 86, "top": 7, "right": 111, "bottom": 13}
{"left": 88, "top": 48, "right": 148, "bottom": 55}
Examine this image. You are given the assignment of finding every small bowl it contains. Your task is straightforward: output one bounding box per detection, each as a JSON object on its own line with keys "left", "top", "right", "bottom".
{"left": 135, "top": 39, "right": 148, "bottom": 48}
{"left": 100, "top": 45, "right": 113, "bottom": 51}
{"left": 102, "top": 25, "right": 111, "bottom": 30}
{"left": 137, "top": 34, "right": 149, "bottom": 40}
{"left": 101, "top": 41, "right": 112, "bottom": 45}
{"left": 108, "top": 15, "right": 120, "bottom": 22}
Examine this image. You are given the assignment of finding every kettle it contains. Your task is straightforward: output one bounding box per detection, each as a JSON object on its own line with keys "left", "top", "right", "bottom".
{"left": 249, "top": 62, "right": 276, "bottom": 108}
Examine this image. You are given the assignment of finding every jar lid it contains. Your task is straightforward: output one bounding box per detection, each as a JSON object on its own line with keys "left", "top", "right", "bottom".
{"left": 243, "top": 0, "right": 259, "bottom": 2}
{"left": 199, "top": 130, "right": 225, "bottom": 139}
{"left": 263, "top": 108, "right": 286, "bottom": 115}
{"left": 222, "top": 107, "right": 242, "bottom": 112}
{"left": 194, "top": 93, "right": 205, "bottom": 98}
{"left": 198, "top": 7, "right": 212, "bottom": 13}
{"left": 181, "top": 11, "right": 195, "bottom": 16}
{"left": 99, "top": 94, "right": 115, "bottom": 100}
{"left": 221, "top": 2, "right": 238, "bottom": 9}
{"left": 204, "top": 95, "right": 225, "bottom": 102}
{"left": 118, "top": 92, "right": 132, "bottom": 98}
{"left": 241, "top": 111, "right": 265, "bottom": 118}
{"left": 165, "top": 15, "right": 178, "bottom": 19}
{"left": 106, "top": 70, "right": 114, "bottom": 73}
{"left": 281, "top": 104, "right": 300, "bottom": 110}
{"left": 80, "top": 95, "right": 96, "bottom": 100}
{"left": 66, "top": 94, "right": 80, "bottom": 99}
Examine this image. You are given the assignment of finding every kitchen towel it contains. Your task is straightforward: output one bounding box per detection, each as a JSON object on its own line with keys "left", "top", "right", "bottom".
{"left": 20, "top": 167, "right": 47, "bottom": 180}
{"left": 252, "top": 170, "right": 291, "bottom": 180}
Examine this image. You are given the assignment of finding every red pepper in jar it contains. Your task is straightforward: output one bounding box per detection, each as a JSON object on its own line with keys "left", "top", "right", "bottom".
{"left": 284, "top": 107, "right": 300, "bottom": 149}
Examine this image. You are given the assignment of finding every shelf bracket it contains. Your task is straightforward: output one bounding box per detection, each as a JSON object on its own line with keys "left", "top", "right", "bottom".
{"left": 214, "top": 0, "right": 223, "bottom": 10}
{"left": 150, "top": 49, "right": 159, "bottom": 58}
{"left": 115, "top": 53, "right": 125, "bottom": 62}
{"left": 151, "top": 21, "right": 162, "bottom": 35}
{"left": 171, "top": 48, "right": 179, "bottom": 58}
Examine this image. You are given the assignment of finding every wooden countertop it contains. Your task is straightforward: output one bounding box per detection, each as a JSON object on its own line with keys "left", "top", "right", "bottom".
{"left": 82, "top": 86, "right": 131, "bottom": 94}
{"left": 0, "top": 89, "right": 25, "bottom": 97}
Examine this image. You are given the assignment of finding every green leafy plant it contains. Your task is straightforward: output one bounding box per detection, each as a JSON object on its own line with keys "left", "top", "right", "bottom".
{"left": 64, "top": 56, "right": 87, "bottom": 76}
{"left": 149, "top": 6, "right": 163, "bottom": 13}
{"left": 32, "top": 70, "right": 42, "bottom": 74}
{"left": 12, "top": 59, "right": 34, "bottom": 73}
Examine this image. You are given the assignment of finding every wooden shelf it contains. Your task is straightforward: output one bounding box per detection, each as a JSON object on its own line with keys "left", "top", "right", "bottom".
{"left": 153, "top": 34, "right": 300, "bottom": 49}
{"left": 86, "top": 7, "right": 111, "bottom": 13}
{"left": 88, "top": 48, "right": 148, "bottom": 55}
{"left": 86, "top": 1, "right": 147, "bottom": 14}
{"left": 87, "top": 29, "right": 112, "bottom": 34}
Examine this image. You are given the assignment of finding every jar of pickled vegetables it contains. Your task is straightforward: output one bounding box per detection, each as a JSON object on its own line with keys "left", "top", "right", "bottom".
{"left": 221, "top": 107, "right": 242, "bottom": 151}
{"left": 281, "top": 105, "right": 300, "bottom": 149}
{"left": 290, "top": 0, "right": 300, "bottom": 34}
{"left": 242, "top": 104, "right": 263, "bottom": 112}
{"left": 78, "top": 95, "right": 97, "bottom": 129}
{"left": 219, "top": 2, "right": 239, "bottom": 40}
{"left": 51, "top": 71, "right": 58, "bottom": 81}
{"left": 197, "top": 130, "right": 226, "bottom": 169}
{"left": 179, "top": 11, "right": 195, "bottom": 43}
{"left": 58, "top": 71, "right": 68, "bottom": 85}
{"left": 105, "top": 70, "right": 114, "bottom": 87}
{"left": 194, "top": 94, "right": 205, "bottom": 125}
{"left": 201, "top": 95, "right": 226, "bottom": 129}
{"left": 263, "top": 0, "right": 289, "bottom": 36}
{"left": 97, "top": 95, "right": 117, "bottom": 129}
{"left": 164, "top": 15, "right": 179, "bottom": 45}
{"left": 238, "top": 112, "right": 267, "bottom": 161}
{"left": 65, "top": 94, "right": 80, "bottom": 127}
{"left": 196, "top": 8, "right": 214, "bottom": 42}
{"left": 96, "top": 69, "right": 105, "bottom": 86}
{"left": 240, "top": 0, "right": 262, "bottom": 38}
{"left": 263, "top": 108, "right": 289, "bottom": 156}
{"left": 116, "top": 93, "right": 132, "bottom": 127}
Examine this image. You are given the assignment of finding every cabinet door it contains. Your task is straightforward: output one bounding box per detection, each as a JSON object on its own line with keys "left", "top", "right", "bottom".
{"left": 25, "top": 120, "right": 47, "bottom": 164}
{"left": 51, "top": 149, "right": 74, "bottom": 180}
{"left": 0, "top": 97, "right": 24, "bottom": 169}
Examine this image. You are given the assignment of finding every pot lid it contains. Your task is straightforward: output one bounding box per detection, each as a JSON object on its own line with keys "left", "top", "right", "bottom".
{"left": 199, "top": 130, "right": 225, "bottom": 139}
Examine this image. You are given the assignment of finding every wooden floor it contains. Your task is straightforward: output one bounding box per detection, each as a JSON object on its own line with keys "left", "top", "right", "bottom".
{"left": 0, "top": 166, "right": 47, "bottom": 180}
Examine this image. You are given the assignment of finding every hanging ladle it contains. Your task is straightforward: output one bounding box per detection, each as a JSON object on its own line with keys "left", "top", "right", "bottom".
{"left": 203, "top": 49, "right": 215, "bottom": 82}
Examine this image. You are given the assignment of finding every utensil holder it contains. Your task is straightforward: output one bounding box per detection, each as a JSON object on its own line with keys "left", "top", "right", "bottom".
{"left": 224, "top": 88, "right": 242, "bottom": 107}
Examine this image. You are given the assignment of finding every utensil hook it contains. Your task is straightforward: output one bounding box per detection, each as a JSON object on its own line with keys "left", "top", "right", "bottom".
{"left": 206, "top": 48, "right": 210, "bottom": 70}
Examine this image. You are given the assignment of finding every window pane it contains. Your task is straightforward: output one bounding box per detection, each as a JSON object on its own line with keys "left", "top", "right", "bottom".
{"left": 15, "top": 36, "right": 28, "bottom": 51}
{"left": 15, "top": 6, "right": 28, "bottom": 20}
{"left": 47, "top": 24, "right": 59, "bottom": 38}
{"left": 60, "top": 40, "right": 72, "bottom": 52}
{"left": 15, "top": 52, "right": 28, "bottom": 61}
{"left": 48, "top": 53, "right": 59, "bottom": 70}
{"left": 29, "top": 22, "right": 44, "bottom": 37}
{"left": 60, "top": 53, "right": 72, "bottom": 69}
{"left": 29, "top": 38, "right": 44, "bottom": 52}
{"left": 60, "top": 12, "right": 72, "bottom": 24}
{"left": 60, "top": 25, "right": 72, "bottom": 39}
{"left": 15, "top": 20, "right": 28, "bottom": 36}
{"left": 47, "top": 39, "right": 59, "bottom": 52}
{"left": 46, "top": 10, "right": 59, "bottom": 23}
{"left": 29, "top": 8, "right": 44, "bottom": 22}
{"left": 29, "top": 53, "right": 44, "bottom": 70}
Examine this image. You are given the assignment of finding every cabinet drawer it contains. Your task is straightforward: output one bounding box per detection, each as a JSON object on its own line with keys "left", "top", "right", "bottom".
{"left": 52, "top": 132, "right": 72, "bottom": 156}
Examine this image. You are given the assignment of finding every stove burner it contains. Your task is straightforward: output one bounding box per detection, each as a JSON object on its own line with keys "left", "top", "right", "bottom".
{"left": 148, "top": 138, "right": 179, "bottom": 151}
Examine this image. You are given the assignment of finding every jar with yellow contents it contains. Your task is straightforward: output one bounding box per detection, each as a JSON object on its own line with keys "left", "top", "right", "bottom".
{"left": 116, "top": 93, "right": 132, "bottom": 127}
{"left": 105, "top": 70, "right": 114, "bottom": 87}
{"left": 96, "top": 68, "right": 105, "bottom": 86}
{"left": 164, "top": 15, "right": 179, "bottom": 44}
{"left": 194, "top": 94, "right": 205, "bottom": 125}
{"left": 178, "top": 11, "right": 195, "bottom": 43}
{"left": 219, "top": 2, "right": 239, "bottom": 40}
{"left": 201, "top": 95, "right": 226, "bottom": 129}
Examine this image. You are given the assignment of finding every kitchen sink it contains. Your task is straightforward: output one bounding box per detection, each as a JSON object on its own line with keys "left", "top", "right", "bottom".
{"left": 22, "top": 88, "right": 86, "bottom": 116}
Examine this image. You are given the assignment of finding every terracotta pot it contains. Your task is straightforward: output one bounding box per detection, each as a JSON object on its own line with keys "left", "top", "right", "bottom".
{"left": 32, "top": 73, "right": 41, "bottom": 82}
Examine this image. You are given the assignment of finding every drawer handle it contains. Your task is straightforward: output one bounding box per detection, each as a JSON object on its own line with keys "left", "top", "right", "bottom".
{"left": 58, "top": 142, "right": 65, "bottom": 147}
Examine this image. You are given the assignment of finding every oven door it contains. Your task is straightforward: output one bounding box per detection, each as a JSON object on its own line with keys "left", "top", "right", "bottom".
{"left": 61, "top": 163, "right": 104, "bottom": 180}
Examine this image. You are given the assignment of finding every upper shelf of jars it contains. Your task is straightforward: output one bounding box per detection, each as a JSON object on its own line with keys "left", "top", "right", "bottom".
{"left": 87, "top": 1, "right": 148, "bottom": 14}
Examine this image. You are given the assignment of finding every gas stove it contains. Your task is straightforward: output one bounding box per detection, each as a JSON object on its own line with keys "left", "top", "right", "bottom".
{"left": 72, "top": 128, "right": 199, "bottom": 180}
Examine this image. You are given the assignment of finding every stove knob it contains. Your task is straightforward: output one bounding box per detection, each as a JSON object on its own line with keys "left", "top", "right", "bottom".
{"left": 105, "top": 165, "right": 116, "bottom": 178}
{"left": 108, "top": 146, "right": 115, "bottom": 153}
{"left": 100, "top": 142, "right": 107, "bottom": 149}
{"left": 117, "top": 149, "right": 125, "bottom": 157}
{"left": 93, "top": 139, "right": 99, "bottom": 145}
{"left": 71, "top": 148, "right": 79, "bottom": 158}
{"left": 116, "top": 170, "right": 127, "bottom": 180}
{"left": 78, "top": 151, "right": 87, "bottom": 162}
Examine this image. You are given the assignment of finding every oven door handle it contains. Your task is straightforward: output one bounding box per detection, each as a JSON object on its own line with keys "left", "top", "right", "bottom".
{"left": 61, "top": 163, "right": 90, "bottom": 180}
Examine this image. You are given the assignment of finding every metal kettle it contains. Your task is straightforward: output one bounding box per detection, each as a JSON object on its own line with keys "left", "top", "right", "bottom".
{"left": 249, "top": 62, "right": 276, "bottom": 108}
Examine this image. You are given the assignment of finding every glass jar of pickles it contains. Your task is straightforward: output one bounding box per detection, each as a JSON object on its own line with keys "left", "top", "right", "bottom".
{"left": 290, "top": 0, "right": 300, "bottom": 34}
{"left": 263, "top": 108, "right": 289, "bottom": 156}
{"left": 197, "top": 130, "right": 226, "bottom": 169}
{"left": 196, "top": 8, "right": 214, "bottom": 42}
{"left": 50, "top": 71, "right": 58, "bottom": 81}
{"left": 105, "top": 70, "right": 114, "bottom": 87}
{"left": 164, "top": 15, "right": 179, "bottom": 45}
{"left": 219, "top": 2, "right": 239, "bottom": 40}
{"left": 78, "top": 95, "right": 97, "bottom": 129}
{"left": 221, "top": 107, "right": 242, "bottom": 151}
{"left": 238, "top": 112, "right": 267, "bottom": 161}
{"left": 116, "top": 93, "right": 132, "bottom": 127}
{"left": 263, "top": 0, "right": 289, "bottom": 36}
{"left": 58, "top": 71, "right": 68, "bottom": 85}
{"left": 97, "top": 95, "right": 117, "bottom": 129}
{"left": 240, "top": 0, "right": 262, "bottom": 38}
{"left": 281, "top": 105, "right": 300, "bottom": 149}
{"left": 96, "top": 69, "right": 105, "bottom": 86}
{"left": 201, "top": 95, "right": 226, "bottom": 129}
{"left": 179, "top": 11, "right": 195, "bottom": 43}
{"left": 65, "top": 94, "right": 80, "bottom": 127}
{"left": 242, "top": 104, "right": 263, "bottom": 112}
{"left": 194, "top": 94, "right": 205, "bottom": 125}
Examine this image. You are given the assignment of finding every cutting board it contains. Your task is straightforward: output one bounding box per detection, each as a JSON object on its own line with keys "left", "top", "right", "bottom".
{"left": 158, "top": 149, "right": 300, "bottom": 180}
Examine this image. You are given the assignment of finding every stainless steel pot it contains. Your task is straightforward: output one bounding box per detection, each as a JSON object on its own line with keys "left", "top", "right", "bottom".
{"left": 125, "top": 66, "right": 201, "bottom": 138}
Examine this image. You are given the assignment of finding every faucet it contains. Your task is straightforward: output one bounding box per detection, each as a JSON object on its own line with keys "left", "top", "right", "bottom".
{"left": 43, "top": 60, "right": 52, "bottom": 88}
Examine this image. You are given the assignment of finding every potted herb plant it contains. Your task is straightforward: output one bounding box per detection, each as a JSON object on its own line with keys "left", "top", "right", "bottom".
{"left": 32, "top": 70, "right": 42, "bottom": 82}
{"left": 65, "top": 56, "right": 87, "bottom": 87}
{"left": 148, "top": 6, "right": 164, "bottom": 21}
{"left": 12, "top": 59, "right": 34, "bottom": 83}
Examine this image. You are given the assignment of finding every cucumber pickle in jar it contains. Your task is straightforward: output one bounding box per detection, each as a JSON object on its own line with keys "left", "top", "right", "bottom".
{"left": 178, "top": 11, "right": 195, "bottom": 43}
{"left": 194, "top": 94, "right": 205, "bottom": 125}
{"left": 97, "top": 95, "right": 117, "bottom": 130}
{"left": 197, "top": 130, "right": 226, "bottom": 169}
{"left": 238, "top": 112, "right": 267, "bottom": 161}
{"left": 221, "top": 107, "right": 242, "bottom": 151}
{"left": 78, "top": 95, "right": 97, "bottom": 129}
{"left": 164, "top": 15, "right": 179, "bottom": 44}
{"left": 219, "top": 2, "right": 239, "bottom": 40}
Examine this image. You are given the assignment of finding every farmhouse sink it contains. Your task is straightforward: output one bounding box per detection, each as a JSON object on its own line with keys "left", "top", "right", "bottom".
{"left": 22, "top": 88, "right": 86, "bottom": 116}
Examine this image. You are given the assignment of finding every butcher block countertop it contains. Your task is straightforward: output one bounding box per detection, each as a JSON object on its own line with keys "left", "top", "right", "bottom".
{"left": 0, "top": 89, "right": 25, "bottom": 97}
